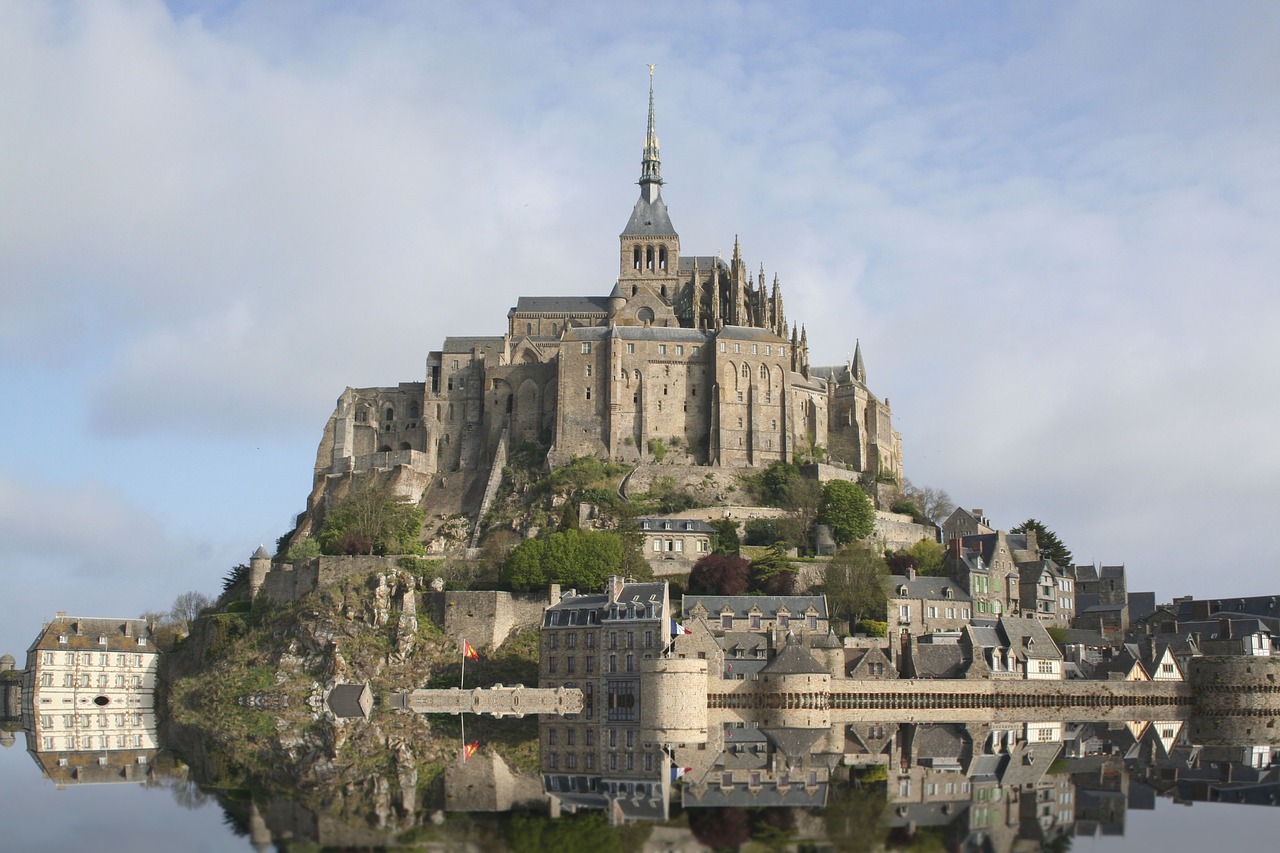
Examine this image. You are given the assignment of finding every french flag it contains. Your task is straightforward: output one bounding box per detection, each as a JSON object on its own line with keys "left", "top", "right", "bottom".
{"left": 671, "top": 619, "right": 691, "bottom": 636}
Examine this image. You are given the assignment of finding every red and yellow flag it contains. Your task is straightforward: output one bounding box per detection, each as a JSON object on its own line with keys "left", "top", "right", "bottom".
{"left": 463, "top": 741, "right": 479, "bottom": 761}
{"left": 462, "top": 640, "right": 479, "bottom": 661}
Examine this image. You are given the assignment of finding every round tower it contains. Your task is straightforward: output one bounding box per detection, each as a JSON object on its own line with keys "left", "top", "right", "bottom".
{"left": 639, "top": 656, "right": 708, "bottom": 744}
{"left": 249, "top": 545, "right": 272, "bottom": 597}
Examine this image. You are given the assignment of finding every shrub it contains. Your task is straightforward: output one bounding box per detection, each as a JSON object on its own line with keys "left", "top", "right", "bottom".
{"left": 647, "top": 438, "right": 667, "bottom": 463}
{"left": 856, "top": 618, "right": 888, "bottom": 637}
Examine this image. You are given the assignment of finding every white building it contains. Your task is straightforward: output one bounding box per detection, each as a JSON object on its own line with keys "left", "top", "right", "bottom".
{"left": 23, "top": 614, "right": 160, "bottom": 766}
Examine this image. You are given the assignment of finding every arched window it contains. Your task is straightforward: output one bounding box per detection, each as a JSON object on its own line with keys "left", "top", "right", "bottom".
{"left": 741, "top": 364, "right": 749, "bottom": 378}
{"left": 399, "top": 442, "right": 412, "bottom": 451}
{"left": 659, "top": 245, "right": 667, "bottom": 270}
{"left": 385, "top": 407, "right": 394, "bottom": 421}
{"left": 633, "top": 246, "right": 642, "bottom": 270}
{"left": 646, "top": 246, "right": 654, "bottom": 270}
{"left": 760, "top": 364, "right": 767, "bottom": 380}
{"left": 409, "top": 402, "right": 420, "bottom": 419}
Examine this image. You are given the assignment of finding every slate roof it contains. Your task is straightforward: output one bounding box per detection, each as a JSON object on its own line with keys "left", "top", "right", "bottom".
{"left": 510, "top": 296, "right": 611, "bottom": 315}
{"left": 678, "top": 256, "right": 729, "bottom": 273}
{"left": 999, "top": 617, "right": 1064, "bottom": 661}
{"left": 684, "top": 781, "right": 827, "bottom": 809}
{"left": 622, "top": 195, "right": 676, "bottom": 237}
{"left": 911, "top": 644, "right": 967, "bottom": 679}
{"left": 27, "top": 616, "right": 155, "bottom": 655}
{"left": 887, "top": 574, "right": 969, "bottom": 601}
{"left": 327, "top": 682, "right": 373, "bottom": 720}
{"left": 441, "top": 335, "right": 503, "bottom": 352}
{"left": 715, "top": 325, "right": 787, "bottom": 342}
{"left": 568, "top": 325, "right": 710, "bottom": 343}
{"left": 763, "top": 727, "right": 823, "bottom": 762}
{"left": 683, "top": 595, "right": 827, "bottom": 620}
{"left": 638, "top": 517, "right": 715, "bottom": 533}
{"left": 760, "top": 634, "right": 826, "bottom": 675}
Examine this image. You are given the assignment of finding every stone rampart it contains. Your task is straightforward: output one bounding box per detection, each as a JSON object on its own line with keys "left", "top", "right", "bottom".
{"left": 425, "top": 590, "right": 552, "bottom": 650}
{"left": 402, "top": 685, "right": 582, "bottom": 718}
{"left": 1188, "top": 655, "right": 1280, "bottom": 713}
{"left": 259, "top": 555, "right": 406, "bottom": 604}
{"left": 871, "top": 511, "right": 938, "bottom": 552}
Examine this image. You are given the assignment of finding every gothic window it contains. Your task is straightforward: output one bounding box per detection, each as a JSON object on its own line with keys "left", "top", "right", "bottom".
{"left": 634, "top": 369, "right": 641, "bottom": 381}
{"left": 659, "top": 245, "right": 667, "bottom": 270}
{"left": 385, "top": 407, "right": 394, "bottom": 421}
{"left": 633, "top": 246, "right": 641, "bottom": 269}
{"left": 759, "top": 365, "right": 767, "bottom": 379}
{"left": 646, "top": 246, "right": 654, "bottom": 270}
{"left": 741, "top": 364, "right": 749, "bottom": 378}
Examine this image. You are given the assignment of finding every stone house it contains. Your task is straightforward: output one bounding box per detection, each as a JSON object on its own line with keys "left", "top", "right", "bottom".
{"left": 21, "top": 613, "right": 160, "bottom": 760}
{"left": 1017, "top": 559, "right": 1074, "bottom": 627}
{"left": 884, "top": 569, "right": 972, "bottom": 664}
{"left": 941, "top": 507, "right": 993, "bottom": 544}
{"left": 637, "top": 516, "right": 714, "bottom": 575}
{"left": 947, "top": 531, "right": 1034, "bottom": 619}
{"left": 681, "top": 594, "right": 829, "bottom": 681}
{"left": 967, "top": 618, "right": 1064, "bottom": 680}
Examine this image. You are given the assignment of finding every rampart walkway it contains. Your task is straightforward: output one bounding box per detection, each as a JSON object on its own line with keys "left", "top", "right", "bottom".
{"left": 392, "top": 685, "right": 582, "bottom": 718}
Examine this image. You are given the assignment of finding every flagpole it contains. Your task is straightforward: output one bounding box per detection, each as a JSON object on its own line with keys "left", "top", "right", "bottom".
{"left": 460, "top": 638, "right": 466, "bottom": 689}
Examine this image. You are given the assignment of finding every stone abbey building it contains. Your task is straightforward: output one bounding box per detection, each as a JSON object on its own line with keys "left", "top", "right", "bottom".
{"left": 307, "top": 76, "right": 901, "bottom": 521}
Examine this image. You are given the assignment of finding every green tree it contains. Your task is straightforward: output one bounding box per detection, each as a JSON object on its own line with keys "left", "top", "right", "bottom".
{"left": 779, "top": 477, "right": 823, "bottom": 554}
{"left": 748, "top": 545, "right": 797, "bottom": 595}
{"left": 500, "top": 528, "right": 627, "bottom": 591}
{"left": 707, "top": 518, "right": 741, "bottom": 555}
{"left": 316, "top": 482, "right": 424, "bottom": 556}
{"left": 1012, "top": 518, "right": 1073, "bottom": 566}
{"left": 823, "top": 776, "right": 888, "bottom": 853}
{"left": 285, "top": 536, "right": 321, "bottom": 561}
{"left": 906, "top": 538, "right": 946, "bottom": 576}
{"left": 818, "top": 480, "right": 876, "bottom": 545}
{"left": 824, "top": 543, "right": 889, "bottom": 629}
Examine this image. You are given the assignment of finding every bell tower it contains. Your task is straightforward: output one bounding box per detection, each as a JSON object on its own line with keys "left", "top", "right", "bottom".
{"left": 614, "top": 66, "right": 680, "bottom": 326}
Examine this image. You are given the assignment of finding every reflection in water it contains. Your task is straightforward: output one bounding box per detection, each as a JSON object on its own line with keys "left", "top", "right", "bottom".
{"left": 4, "top": 610, "right": 1280, "bottom": 851}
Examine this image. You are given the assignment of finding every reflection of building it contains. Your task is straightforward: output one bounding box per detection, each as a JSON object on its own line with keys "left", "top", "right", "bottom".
{"left": 20, "top": 614, "right": 159, "bottom": 785}
{"left": 21, "top": 612, "right": 160, "bottom": 778}
{"left": 539, "top": 576, "right": 678, "bottom": 822}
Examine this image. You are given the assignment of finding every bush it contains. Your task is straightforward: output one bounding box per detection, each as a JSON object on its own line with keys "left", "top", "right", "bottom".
{"left": 856, "top": 618, "right": 888, "bottom": 637}
{"left": 688, "top": 554, "right": 750, "bottom": 595}
{"left": 647, "top": 438, "right": 667, "bottom": 463}
{"left": 224, "top": 601, "right": 252, "bottom": 614}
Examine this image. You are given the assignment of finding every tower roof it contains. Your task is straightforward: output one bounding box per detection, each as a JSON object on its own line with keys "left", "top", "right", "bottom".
{"left": 622, "top": 67, "right": 676, "bottom": 238}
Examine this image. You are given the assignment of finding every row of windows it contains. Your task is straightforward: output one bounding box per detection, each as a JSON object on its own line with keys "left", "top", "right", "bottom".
{"left": 41, "top": 734, "right": 147, "bottom": 751}
{"left": 719, "top": 342, "right": 786, "bottom": 357}
{"left": 652, "top": 538, "right": 711, "bottom": 553}
{"left": 719, "top": 613, "right": 818, "bottom": 630}
{"left": 55, "top": 636, "right": 147, "bottom": 648}
{"left": 43, "top": 673, "right": 145, "bottom": 688}
{"left": 43, "top": 652, "right": 149, "bottom": 667}
{"left": 40, "top": 713, "right": 146, "bottom": 729}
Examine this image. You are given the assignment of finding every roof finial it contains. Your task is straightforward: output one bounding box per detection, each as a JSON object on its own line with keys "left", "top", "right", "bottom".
{"left": 639, "top": 65, "right": 662, "bottom": 194}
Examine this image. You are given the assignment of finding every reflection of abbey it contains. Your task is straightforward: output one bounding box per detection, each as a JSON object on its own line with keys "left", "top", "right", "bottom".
{"left": 305, "top": 75, "right": 900, "bottom": 521}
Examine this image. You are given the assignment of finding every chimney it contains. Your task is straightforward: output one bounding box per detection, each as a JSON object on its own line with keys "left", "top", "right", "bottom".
{"left": 548, "top": 584, "right": 562, "bottom": 607}
{"left": 906, "top": 566, "right": 916, "bottom": 581}
{"left": 607, "top": 575, "right": 625, "bottom": 603}
{"left": 123, "top": 622, "right": 132, "bottom": 638}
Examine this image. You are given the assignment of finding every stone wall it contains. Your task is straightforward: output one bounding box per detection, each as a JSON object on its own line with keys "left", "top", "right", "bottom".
{"left": 259, "top": 555, "right": 406, "bottom": 604}
{"left": 403, "top": 685, "right": 582, "bottom": 717}
{"left": 425, "top": 590, "right": 553, "bottom": 650}
{"left": 871, "top": 511, "right": 938, "bottom": 552}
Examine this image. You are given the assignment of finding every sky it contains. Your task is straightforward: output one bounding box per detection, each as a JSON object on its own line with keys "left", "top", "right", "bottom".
{"left": 1, "top": 0, "right": 1277, "bottom": 659}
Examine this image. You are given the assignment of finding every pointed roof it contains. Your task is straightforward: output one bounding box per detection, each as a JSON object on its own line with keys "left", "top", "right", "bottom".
{"left": 852, "top": 339, "right": 866, "bottom": 383}
{"left": 623, "top": 67, "right": 676, "bottom": 237}
{"left": 761, "top": 633, "right": 827, "bottom": 676}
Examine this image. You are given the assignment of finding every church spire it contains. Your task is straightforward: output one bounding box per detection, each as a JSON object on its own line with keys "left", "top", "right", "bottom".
{"left": 853, "top": 339, "right": 866, "bottom": 383}
{"left": 639, "top": 64, "right": 663, "bottom": 201}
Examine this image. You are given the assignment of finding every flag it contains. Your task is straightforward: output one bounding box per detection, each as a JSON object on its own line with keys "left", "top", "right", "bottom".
{"left": 671, "top": 619, "right": 691, "bottom": 636}
{"left": 671, "top": 765, "right": 692, "bottom": 782}
{"left": 462, "top": 640, "right": 479, "bottom": 660}
{"left": 463, "top": 741, "right": 479, "bottom": 761}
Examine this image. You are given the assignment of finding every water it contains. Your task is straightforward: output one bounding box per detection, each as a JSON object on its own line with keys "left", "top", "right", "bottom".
{"left": 3, "top": 709, "right": 1278, "bottom": 852}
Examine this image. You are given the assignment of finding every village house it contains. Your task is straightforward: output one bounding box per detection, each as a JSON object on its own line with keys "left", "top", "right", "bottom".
{"left": 636, "top": 516, "right": 714, "bottom": 575}
{"left": 947, "top": 531, "right": 1034, "bottom": 619}
{"left": 21, "top": 613, "right": 160, "bottom": 771}
{"left": 1017, "top": 559, "right": 1075, "bottom": 627}
{"left": 884, "top": 569, "right": 972, "bottom": 665}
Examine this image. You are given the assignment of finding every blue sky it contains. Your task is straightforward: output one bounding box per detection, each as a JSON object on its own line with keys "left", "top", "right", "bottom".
{"left": 1, "top": 0, "right": 1277, "bottom": 658}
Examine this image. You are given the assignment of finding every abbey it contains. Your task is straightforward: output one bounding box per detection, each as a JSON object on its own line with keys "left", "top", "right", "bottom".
{"left": 308, "top": 76, "right": 901, "bottom": 515}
